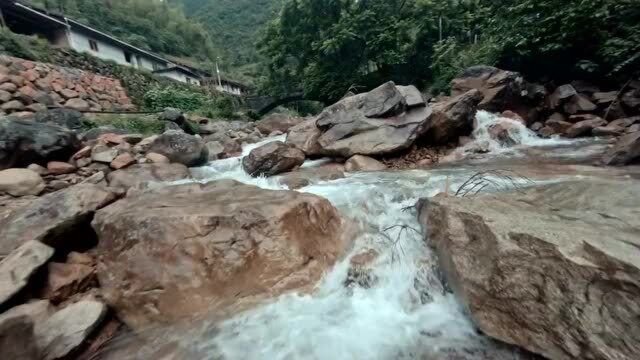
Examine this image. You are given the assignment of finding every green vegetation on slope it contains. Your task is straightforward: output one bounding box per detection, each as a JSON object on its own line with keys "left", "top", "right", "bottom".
{"left": 260, "top": 0, "right": 640, "bottom": 103}
{"left": 170, "top": 0, "right": 280, "bottom": 66}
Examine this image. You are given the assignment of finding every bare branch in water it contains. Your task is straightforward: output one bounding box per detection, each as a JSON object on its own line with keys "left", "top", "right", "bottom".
{"left": 455, "top": 169, "right": 534, "bottom": 197}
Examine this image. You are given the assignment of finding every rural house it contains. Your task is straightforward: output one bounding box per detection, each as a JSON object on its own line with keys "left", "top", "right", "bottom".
{"left": 0, "top": 1, "right": 236, "bottom": 89}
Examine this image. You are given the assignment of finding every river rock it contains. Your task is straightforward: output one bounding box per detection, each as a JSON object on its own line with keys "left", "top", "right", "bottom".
{"left": 106, "top": 163, "right": 190, "bottom": 191}
{"left": 158, "top": 107, "right": 185, "bottom": 125}
{"left": 0, "top": 300, "right": 54, "bottom": 359}
{"left": 565, "top": 117, "right": 607, "bottom": 138}
{"left": 345, "top": 155, "right": 387, "bottom": 172}
{"left": 145, "top": 152, "right": 170, "bottom": 164}
{"left": 256, "top": 114, "right": 301, "bottom": 135}
{"left": 0, "top": 184, "right": 119, "bottom": 255}
{"left": 0, "top": 241, "right": 54, "bottom": 307}
{"left": 148, "top": 130, "right": 208, "bottom": 167}
{"left": 41, "top": 262, "right": 95, "bottom": 303}
{"left": 419, "top": 179, "right": 640, "bottom": 360}
{"left": 396, "top": 85, "right": 426, "bottom": 108}
{"left": 450, "top": 66, "right": 525, "bottom": 112}
{"left": 0, "top": 168, "right": 45, "bottom": 196}
{"left": 363, "top": 81, "right": 407, "bottom": 118}
{"left": 285, "top": 118, "right": 323, "bottom": 155}
{"left": 563, "top": 94, "right": 597, "bottom": 114}
{"left": 92, "top": 180, "right": 349, "bottom": 330}
{"left": 36, "top": 300, "right": 107, "bottom": 360}
{"left": 315, "top": 86, "right": 432, "bottom": 157}
{"left": 278, "top": 163, "right": 345, "bottom": 189}
{"left": 547, "top": 84, "right": 577, "bottom": 109}
{"left": 422, "top": 89, "right": 483, "bottom": 144}
{"left": 47, "top": 161, "right": 76, "bottom": 175}
{"left": 601, "top": 132, "right": 640, "bottom": 166}
{"left": 0, "top": 118, "right": 80, "bottom": 169}
{"left": 242, "top": 141, "right": 305, "bottom": 177}
{"left": 64, "top": 98, "right": 90, "bottom": 111}
{"left": 488, "top": 120, "right": 518, "bottom": 146}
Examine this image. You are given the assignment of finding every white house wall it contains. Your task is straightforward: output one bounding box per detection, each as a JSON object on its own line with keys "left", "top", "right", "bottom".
{"left": 156, "top": 70, "right": 202, "bottom": 86}
{"left": 69, "top": 30, "right": 129, "bottom": 66}
{"left": 68, "top": 29, "right": 166, "bottom": 72}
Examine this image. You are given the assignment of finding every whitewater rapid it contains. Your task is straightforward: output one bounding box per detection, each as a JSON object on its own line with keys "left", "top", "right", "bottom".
{"left": 170, "top": 111, "right": 582, "bottom": 359}
{"left": 105, "top": 111, "right": 606, "bottom": 359}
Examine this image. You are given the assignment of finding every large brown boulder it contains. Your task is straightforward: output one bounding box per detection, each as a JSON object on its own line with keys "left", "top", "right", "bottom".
{"left": 601, "top": 132, "right": 640, "bottom": 166}
{"left": 419, "top": 180, "right": 640, "bottom": 360}
{"left": 0, "top": 118, "right": 81, "bottom": 170}
{"left": 422, "top": 89, "right": 483, "bottom": 144}
{"left": 148, "top": 130, "right": 208, "bottom": 167}
{"left": 315, "top": 82, "right": 431, "bottom": 157}
{"left": 0, "top": 184, "right": 119, "bottom": 255}
{"left": 255, "top": 113, "right": 302, "bottom": 135}
{"left": 0, "top": 241, "right": 54, "bottom": 307}
{"left": 363, "top": 81, "right": 407, "bottom": 118}
{"left": 451, "top": 66, "right": 526, "bottom": 112}
{"left": 242, "top": 141, "right": 305, "bottom": 177}
{"left": 0, "top": 168, "right": 45, "bottom": 197}
{"left": 285, "top": 118, "right": 323, "bottom": 155}
{"left": 92, "top": 180, "right": 350, "bottom": 331}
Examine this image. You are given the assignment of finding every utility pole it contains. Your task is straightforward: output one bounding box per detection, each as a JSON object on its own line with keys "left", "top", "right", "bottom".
{"left": 216, "top": 57, "right": 222, "bottom": 89}
{"left": 439, "top": 16, "right": 443, "bottom": 41}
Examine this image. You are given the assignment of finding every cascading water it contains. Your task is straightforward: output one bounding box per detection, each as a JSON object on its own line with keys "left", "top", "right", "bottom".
{"left": 102, "top": 111, "right": 608, "bottom": 359}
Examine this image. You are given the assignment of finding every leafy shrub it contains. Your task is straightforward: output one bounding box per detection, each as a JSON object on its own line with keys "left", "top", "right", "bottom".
{"left": 143, "top": 86, "right": 208, "bottom": 112}
{"left": 84, "top": 114, "right": 164, "bottom": 135}
{"left": 0, "top": 28, "right": 51, "bottom": 62}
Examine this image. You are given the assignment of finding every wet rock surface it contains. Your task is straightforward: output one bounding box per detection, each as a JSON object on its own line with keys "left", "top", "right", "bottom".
{"left": 92, "top": 180, "right": 350, "bottom": 331}
{"left": 242, "top": 140, "right": 305, "bottom": 176}
{"left": 420, "top": 179, "right": 640, "bottom": 360}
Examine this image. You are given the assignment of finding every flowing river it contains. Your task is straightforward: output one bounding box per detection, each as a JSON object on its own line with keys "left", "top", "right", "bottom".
{"left": 102, "top": 111, "right": 639, "bottom": 360}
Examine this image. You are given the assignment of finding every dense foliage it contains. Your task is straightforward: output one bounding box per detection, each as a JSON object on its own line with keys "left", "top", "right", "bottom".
{"left": 170, "top": 0, "right": 280, "bottom": 66}
{"left": 260, "top": 0, "right": 640, "bottom": 102}
{"left": 27, "top": 0, "right": 218, "bottom": 62}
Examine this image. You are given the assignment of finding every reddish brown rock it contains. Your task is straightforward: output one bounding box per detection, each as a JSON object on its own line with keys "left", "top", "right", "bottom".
{"left": 242, "top": 141, "right": 305, "bottom": 177}
{"left": 0, "top": 184, "right": 120, "bottom": 255}
{"left": 41, "top": 262, "right": 96, "bottom": 303}
{"left": 110, "top": 153, "right": 136, "bottom": 170}
{"left": 285, "top": 118, "right": 323, "bottom": 156}
{"left": 47, "top": 161, "right": 76, "bottom": 175}
{"left": 565, "top": 116, "right": 607, "bottom": 138}
{"left": 92, "top": 180, "right": 351, "bottom": 330}
{"left": 145, "top": 152, "right": 170, "bottom": 164}
{"left": 419, "top": 179, "right": 640, "bottom": 360}
{"left": 256, "top": 114, "right": 302, "bottom": 135}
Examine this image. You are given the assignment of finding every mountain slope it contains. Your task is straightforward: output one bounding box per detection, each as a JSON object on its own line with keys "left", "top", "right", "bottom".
{"left": 170, "top": 0, "right": 281, "bottom": 66}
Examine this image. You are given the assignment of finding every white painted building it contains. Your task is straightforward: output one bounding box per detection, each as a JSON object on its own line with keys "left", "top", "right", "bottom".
{"left": 1, "top": 1, "right": 251, "bottom": 93}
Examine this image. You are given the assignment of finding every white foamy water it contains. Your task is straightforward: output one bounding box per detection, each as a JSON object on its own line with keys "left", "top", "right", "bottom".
{"left": 105, "top": 112, "right": 578, "bottom": 359}
{"left": 449, "top": 111, "right": 574, "bottom": 160}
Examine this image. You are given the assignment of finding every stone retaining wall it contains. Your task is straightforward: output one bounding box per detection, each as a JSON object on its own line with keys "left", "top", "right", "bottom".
{"left": 0, "top": 55, "right": 136, "bottom": 117}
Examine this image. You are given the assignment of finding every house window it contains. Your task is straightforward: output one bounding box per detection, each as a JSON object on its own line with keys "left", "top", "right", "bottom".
{"left": 124, "top": 52, "right": 132, "bottom": 63}
{"left": 88, "top": 39, "right": 99, "bottom": 52}
{"left": 152, "top": 62, "right": 161, "bottom": 71}
{"left": 186, "top": 77, "right": 192, "bottom": 84}
{"left": 136, "top": 56, "right": 143, "bottom": 68}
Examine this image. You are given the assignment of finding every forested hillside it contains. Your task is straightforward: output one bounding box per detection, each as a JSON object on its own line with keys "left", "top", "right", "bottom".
{"left": 260, "top": 0, "right": 640, "bottom": 103}
{"left": 25, "top": 0, "right": 219, "bottom": 63}
{"left": 169, "top": 0, "right": 280, "bottom": 67}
